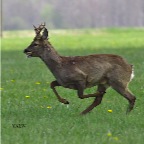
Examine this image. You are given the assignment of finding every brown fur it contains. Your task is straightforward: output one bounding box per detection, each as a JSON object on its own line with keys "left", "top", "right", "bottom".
{"left": 24, "top": 24, "right": 136, "bottom": 115}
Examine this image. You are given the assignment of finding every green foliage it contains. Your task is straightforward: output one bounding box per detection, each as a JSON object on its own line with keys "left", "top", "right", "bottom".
{"left": 4, "top": 0, "right": 144, "bottom": 30}
{"left": 1, "top": 29, "right": 144, "bottom": 144}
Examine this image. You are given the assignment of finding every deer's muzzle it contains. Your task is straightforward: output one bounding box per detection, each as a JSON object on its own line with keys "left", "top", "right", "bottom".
{"left": 24, "top": 49, "right": 32, "bottom": 58}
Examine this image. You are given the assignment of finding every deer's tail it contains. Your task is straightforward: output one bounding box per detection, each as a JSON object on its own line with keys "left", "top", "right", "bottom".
{"left": 130, "top": 65, "right": 134, "bottom": 81}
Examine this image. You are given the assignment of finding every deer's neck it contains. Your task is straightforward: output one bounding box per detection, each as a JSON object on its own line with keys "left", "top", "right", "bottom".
{"left": 40, "top": 44, "right": 62, "bottom": 73}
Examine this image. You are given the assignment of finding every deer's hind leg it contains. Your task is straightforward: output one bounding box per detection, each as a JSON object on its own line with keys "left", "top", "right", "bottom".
{"left": 110, "top": 81, "right": 136, "bottom": 114}
{"left": 79, "top": 84, "right": 109, "bottom": 115}
{"left": 50, "top": 80, "right": 69, "bottom": 104}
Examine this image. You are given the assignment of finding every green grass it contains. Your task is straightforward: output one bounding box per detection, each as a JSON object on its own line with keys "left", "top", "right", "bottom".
{"left": 1, "top": 28, "right": 144, "bottom": 144}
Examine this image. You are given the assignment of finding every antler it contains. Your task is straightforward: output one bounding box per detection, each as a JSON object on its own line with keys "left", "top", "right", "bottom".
{"left": 33, "top": 22, "right": 46, "bottom": 35}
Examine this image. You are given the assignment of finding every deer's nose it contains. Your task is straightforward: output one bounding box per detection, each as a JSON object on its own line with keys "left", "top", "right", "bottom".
{"left": 23, "top": 49, "right": 30, "bottom": 53}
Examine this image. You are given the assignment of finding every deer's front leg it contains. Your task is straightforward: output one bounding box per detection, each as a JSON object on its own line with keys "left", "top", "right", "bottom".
{"left": 78, "top": 88, "right": 105, "bottom": 115}
{"left": 77, "top": 84, "right": 103, "bottom": 99}
{"left": 78, "top": 89, "right": 103, "bottom": 99}
{"left": 50, "top": 80, "right": 69, "bottom": 104}
{"left": 77, "top": 84, "right": 106, "bottom": 115}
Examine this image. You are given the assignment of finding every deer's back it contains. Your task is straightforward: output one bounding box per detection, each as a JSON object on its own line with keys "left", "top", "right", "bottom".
{"left": 62, "top": 54, "right": 132, "bottom": 72}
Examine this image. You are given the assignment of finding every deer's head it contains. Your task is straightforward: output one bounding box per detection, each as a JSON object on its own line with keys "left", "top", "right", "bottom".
{"left": 24, "top": 23, "right": 49, "bottom": 58}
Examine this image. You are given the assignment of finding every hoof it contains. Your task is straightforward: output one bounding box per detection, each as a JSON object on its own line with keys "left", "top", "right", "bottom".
{"left": 64, "top": 101, "right": 69, "bottom": 104}
{"left": 126, "top": 105, "right": 134, "bottom": 114}
{"left": 61, "top": 99, "right": 69, "bottom": 104}
{"left": 80, "top": 111, "right": 88, "bottom": 115}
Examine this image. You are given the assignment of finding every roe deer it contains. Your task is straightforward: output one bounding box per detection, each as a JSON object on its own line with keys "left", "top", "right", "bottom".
{"left": 24, "top": 23, "right": 136, "bottom": 115}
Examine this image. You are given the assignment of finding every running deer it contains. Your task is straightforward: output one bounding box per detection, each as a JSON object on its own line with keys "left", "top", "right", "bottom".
{"left": 24, "top": 23, "right": 136, "bottom": 115}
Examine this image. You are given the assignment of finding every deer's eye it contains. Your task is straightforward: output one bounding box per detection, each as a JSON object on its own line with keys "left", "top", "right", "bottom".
{"left": 33, "top": 43, "right": 38, "bottom": 47}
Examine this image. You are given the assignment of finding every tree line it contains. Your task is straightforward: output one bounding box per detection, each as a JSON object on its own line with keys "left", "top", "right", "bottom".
{"left": 3, "top": 0, "right": 144, "bottom": 30}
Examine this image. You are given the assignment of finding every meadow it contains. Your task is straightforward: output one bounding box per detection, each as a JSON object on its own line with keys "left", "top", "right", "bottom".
{"left": 1, "top": 28, "right": 144, "bottom": 144}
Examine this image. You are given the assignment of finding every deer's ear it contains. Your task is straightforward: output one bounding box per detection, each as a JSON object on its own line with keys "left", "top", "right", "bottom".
{"left": 42, "top": 28, "right": 48, "bottom": 40}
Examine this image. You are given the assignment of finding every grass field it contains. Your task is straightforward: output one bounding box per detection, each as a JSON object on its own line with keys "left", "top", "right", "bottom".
{"left": 1, "top": 28, "right": 144, "bottom": 144}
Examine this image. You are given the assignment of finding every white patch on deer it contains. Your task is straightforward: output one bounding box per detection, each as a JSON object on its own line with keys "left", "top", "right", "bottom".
{"left": 130, "top": 68, "right": 135, "bottom": 81}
